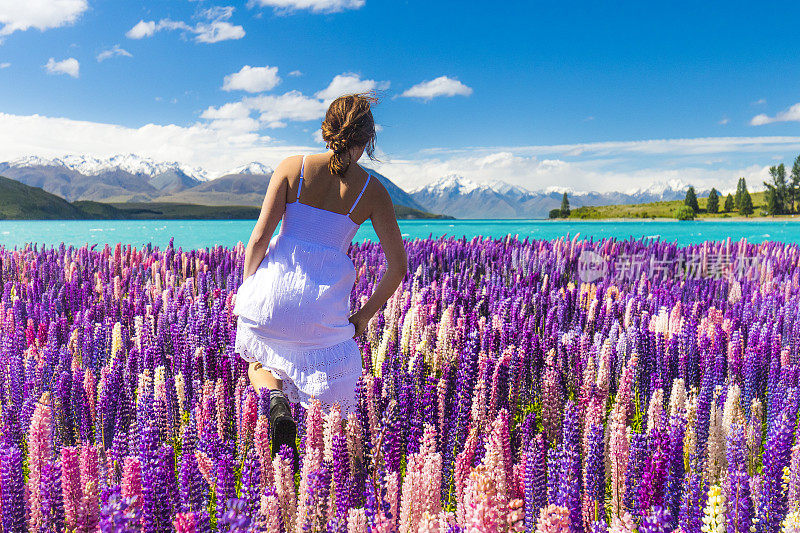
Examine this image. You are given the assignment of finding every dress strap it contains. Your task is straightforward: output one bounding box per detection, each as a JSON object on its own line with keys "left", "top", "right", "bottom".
{"left": 347, "top": 173, "right": 371, "bottom": 215}
{"left": 297, "top": 155, "right": 306, "bottom": 200}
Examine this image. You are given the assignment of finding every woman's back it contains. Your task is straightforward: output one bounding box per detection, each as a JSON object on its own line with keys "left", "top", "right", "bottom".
{"left": 278, "top": 154, "right": 372, "bottom": 253}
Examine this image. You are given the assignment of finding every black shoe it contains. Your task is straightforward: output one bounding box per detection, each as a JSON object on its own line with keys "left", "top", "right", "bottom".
{"left": 270, "top": 393, "right": 299, "bottom": 471}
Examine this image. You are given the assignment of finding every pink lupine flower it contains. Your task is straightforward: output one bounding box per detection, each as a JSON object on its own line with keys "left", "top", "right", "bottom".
{"left": 346, "top": 412, "right": 364, "bottom": 477}
{"left": 608, "top": 511, "right": 636, "bottom": 533}
{"left": 194, "top": 450, "right": 215, "bottom": 486}
{"left": 399, "top": 424, "right": 442, "bottom": 531}
{"left": 80, "top": 444, "right": 100, "bottom": 531}
{"left": 254, "top": 414, "right": 274, "bottom": 487}
{"left": 535, "top": 504, "right": 571, "bottom": 533}
{"left": 272, "top": 449, "right": 296, "bottom": 532}
{"left": 174, "top": 512, "right": 197, "bottom": 532}
{"left": 26, "top": 393, "right": 52, "bottom": 532}
{"left": 61, "top": 446, "right": 84, "bottom": 531}
{"left": 258, "top": 491, "right": 283, "bottom": 531}
{"left": 463, "top": 465, "right": 502, "bottom": 532}
{"left": 610, "top": 354, "right": 638, "bottom": 517}
{"left": 542, "top": 350, "right": 564, "bottom": 444}
{"left": 121, "top": 456, "right": 142, "bottom": 513}
{"left": 385, "top": 470, "right": 401, "bottom": 528}
{"left": 298, "top": 399, "right": 324, "bottom": 525}
{"left": 83, "top": 369, "right": 97, "bottom": 427}
{"left": 455, "top": 427, "right": 479, "bottom": 524}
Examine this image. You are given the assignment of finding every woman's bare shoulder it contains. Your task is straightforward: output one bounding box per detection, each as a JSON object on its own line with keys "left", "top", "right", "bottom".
{"left": 273, "top": 154, "right": 305, "bottom": 176}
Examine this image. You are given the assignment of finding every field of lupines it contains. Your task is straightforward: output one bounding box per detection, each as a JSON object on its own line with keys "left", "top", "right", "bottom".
{"left": 0, "top": 234, "right": 799, "bottom": 532}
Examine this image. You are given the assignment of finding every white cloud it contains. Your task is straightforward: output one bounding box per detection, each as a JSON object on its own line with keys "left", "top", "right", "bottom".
{"left": 312, "top": 129, "right": 324, "bottom": 143}
{"left": 96, "top": 44, "right": 132, "bottom": 62}
{"left": 0, "top": 62, "right": 9, "bottom": 69}
{"left": 752, "top": 98, "right": 766, "bottom": 106}
{"left": 0, "top": 0, "right": 88, "bottom": 37}
{"left": 423, "top": 136, "right": 800, "bottom": 158}
{"left": 0, "top": 111, "right": 312, "bottom": 178}
{"left": 203, "top": 72, "right": 384, "bottom": 130}
{"left": 718, "top": 117, "right": 729, "bottom": 125}
{"left": 400, "top": 76, "right": 473, "bottom": 101}
{"left": 245, "top": 91, "right": 328, "bottom": 128}
{"left": 750, "top": 103, "right": 800, "bottom": 126}
{"left": 44, "top": 57, "right": 79, "bottom": 78}
{"left": 288, "top": 70, "right": 302, "bottom": 77}
{"left": 193, "top": 20, "right": 245, "bottom": 43}
{"left": 125, "top": 7, "right": 245, "bottom": 44}
{"left": 126, "top": 20, "right": 156, "bottom": 39}
{"left": 222, "top": 65, "right": 281, "bottom": 93}
{"left": 246, "top": 0, "right": 364, "bottom": 14}
{"left": 0, "top": 108, "right": 794, "bottom": 193}
{"left": 315, "top": 73, "right": 389, "bottom": 102}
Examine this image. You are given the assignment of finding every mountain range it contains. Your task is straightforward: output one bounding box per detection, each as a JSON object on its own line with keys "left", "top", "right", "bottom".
{"left": 407, "top": 175, "right": 701, "bottom": 219}
{"left": 0, "top": 154, "right": 699, "bottom": 219}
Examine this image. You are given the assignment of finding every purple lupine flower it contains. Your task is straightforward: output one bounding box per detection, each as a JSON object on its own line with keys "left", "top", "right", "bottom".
{"left": 583, "top": 422, "right": 606, "bottom": 526}
{"left": 639, "top": 505, "right": 674, "bottom": 533}
{"left": 216, "top": 452, "right": 236, "bottom": 528}
{"left": 757, "top": 407, "right": 794, "bottom": 533}
{"left": 239, "top": 447, "right": 261, "bottom": 513}
{"left": 555, "top": 400, "right": 582, "bottom": 532}
{"left": 727, "top": 423, "right": 752, "bottom": 533}
{"left": 679, "top": 458, "right": 708, "bottom": 533}
{"left": 0, "top": 444, "right": 25, "bottom": 532}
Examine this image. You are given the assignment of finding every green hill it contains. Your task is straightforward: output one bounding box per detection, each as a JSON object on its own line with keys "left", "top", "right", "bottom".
{"left": 569, "top": 191, "right": 770, "bottom": 219}
{"left": 0, "top": 175, "right": 91, "bottom": 219}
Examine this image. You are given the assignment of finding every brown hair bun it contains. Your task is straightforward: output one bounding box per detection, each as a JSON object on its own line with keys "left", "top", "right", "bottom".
{"left": 320, "top": 92, "right": 378, "bottom": 177}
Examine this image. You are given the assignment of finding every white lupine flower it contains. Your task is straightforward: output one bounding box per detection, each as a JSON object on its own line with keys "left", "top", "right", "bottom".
{"left": 701, "top": 484, "right": 727, "bottom": 533}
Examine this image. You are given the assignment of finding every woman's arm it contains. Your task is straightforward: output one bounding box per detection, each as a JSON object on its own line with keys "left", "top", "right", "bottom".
{"left": 242, "top": 156, "right": 300, "bottom": 280}
{"left": 350, "top": 184, "right": 408, "bottom": 332}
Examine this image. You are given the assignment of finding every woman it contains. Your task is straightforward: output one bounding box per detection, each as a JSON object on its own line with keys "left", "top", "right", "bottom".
{"left": 232, "top": 93, "right": 408, "bottom": 465}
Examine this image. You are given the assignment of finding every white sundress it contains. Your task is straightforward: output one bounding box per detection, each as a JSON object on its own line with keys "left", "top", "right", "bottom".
{"left": 233, "top": 155, "right": 371, "bottom": 416}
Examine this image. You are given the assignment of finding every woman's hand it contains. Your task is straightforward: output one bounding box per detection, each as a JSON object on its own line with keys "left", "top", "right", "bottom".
{"left": 349, "top": 310, "right": 371, "bottom": 338}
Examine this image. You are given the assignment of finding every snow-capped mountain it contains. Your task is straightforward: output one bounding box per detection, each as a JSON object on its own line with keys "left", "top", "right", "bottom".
{"left": 228, "top": 162, "right": 272, "bottom": 175}
{"left": 0, "top": 154, "right": 703, "bottom": 218}
{"left": 409, "top": 175, "right": 697, "bottom": 219}
{"left": 8, "top": 154, "right": 210, "bottom": 181}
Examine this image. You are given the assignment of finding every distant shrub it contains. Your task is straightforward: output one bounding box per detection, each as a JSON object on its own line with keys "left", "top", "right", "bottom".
{"left": 548, "top": 209, "right": 562, "bottom": 219}
{"left": 675, "top": 205, "right": 696, "bottom": 221}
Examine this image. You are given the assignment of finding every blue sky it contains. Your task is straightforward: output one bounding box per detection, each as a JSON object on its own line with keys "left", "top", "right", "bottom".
{"left": 1, "top": 0, "right": 800, "bottom": 192}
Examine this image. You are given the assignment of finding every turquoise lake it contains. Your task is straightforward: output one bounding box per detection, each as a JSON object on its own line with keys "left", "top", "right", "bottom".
{"left": 0, "top": 219, "right": 799, "bottom": 249}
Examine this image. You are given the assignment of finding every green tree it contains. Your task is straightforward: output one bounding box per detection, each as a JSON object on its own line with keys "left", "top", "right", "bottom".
{"left": 676, "top": 205, "right": 695, "bottom": 220}
{"left": 684, "top": 186, "right": 699, "bottom": 212}
{"left": 706, "top": 188, "right": 719, "bottom": 214}
{"left": 548, "top": 208, "right": 562, "bottom": 219}
{"left": 790, "top": 155, "right": 800, "bottom": 213}
{"left": 735, "top": 177, "right": 745, "bottom": 209}
{"left": 765, "top": 188, "right": 780, "bottom": 216}
{"left": 764, "top": 163, "right": 788, "bottom": 215}
{"left": 560, "top": 192, "right": 570, "bottom": 218}
{"left": 724, "top": 193, "right": 735, "bottom": 213}
{"left": 739, "top": 182, "right": 754, "bottom": 217}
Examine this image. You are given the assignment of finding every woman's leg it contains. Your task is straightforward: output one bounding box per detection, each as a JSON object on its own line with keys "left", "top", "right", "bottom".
{"left": 248, "top": 362, "right": 298, "bottom": 468}
{"left": 248, "top": 361, "right": 282, "bottom": 392}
